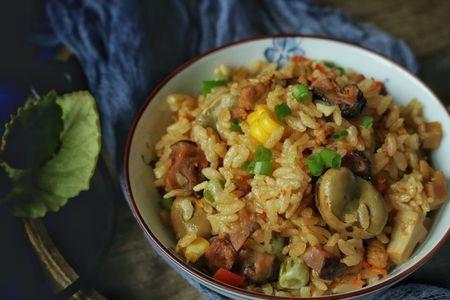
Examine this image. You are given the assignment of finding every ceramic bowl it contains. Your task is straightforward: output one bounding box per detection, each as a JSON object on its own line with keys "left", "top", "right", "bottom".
{"left": 124, "top": 35, "right": 450, "bottom": 299}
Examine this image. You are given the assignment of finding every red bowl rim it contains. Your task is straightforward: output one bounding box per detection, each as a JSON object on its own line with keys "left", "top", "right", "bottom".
{"left": 123, "top": 34, "right": 450, "bottom": 299}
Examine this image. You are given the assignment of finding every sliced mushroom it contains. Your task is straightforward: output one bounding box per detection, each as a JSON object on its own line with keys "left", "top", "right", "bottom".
{"left": 316, "top": 167, "right": 388, "bottom": 239}
{"left": 195, "top": 93, "right": 238, "bottom": 129}
{"left": 170, "top": 197, "right": 211, "bottom": 239}
{"left": 312, "top": 77, "right": 366, "bottom": 117}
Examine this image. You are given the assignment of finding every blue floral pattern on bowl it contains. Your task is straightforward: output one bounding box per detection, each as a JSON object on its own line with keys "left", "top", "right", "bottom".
{"left": 264, "top": 38, "right": 305, "bottom": 66}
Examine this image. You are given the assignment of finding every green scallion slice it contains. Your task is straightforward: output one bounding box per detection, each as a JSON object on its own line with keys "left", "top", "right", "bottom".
{"left": 230, "top": 118, "right": 241, "bottom": 132}
{"left": 360, "top": 116, "right": 373, "bottom": 129}
{"left": 332, "top": 130, "right": 348, "bottom": 141}
{"left": 275, "top": 103, "right": 292, "bottom": 121}
{"left": 158, "top": 197, "right": 174, "bottom": 211}
{"left": 306, "top": 153, "right": 324, "bottom": 177}
{"left": 202, "top": 80, "right": 227, "bottom": 94}
{"left": 253, "top": 146, "right": 272, "bottom": 162}
{"left": 319, "top": 148, "right": 341, "bottom": 168}
{"left": 292, "top": 84, "right": 311, "bottom": 102}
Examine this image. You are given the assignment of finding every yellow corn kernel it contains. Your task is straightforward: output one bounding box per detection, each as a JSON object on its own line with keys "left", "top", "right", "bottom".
{"left": 250, "top": 122, "right": 270, "bottom": 143}
{"left": 184, "top": 237, "right": 210, "bottom": 263}
{"left": 246, "top": 105, "right": 282, "bottom": 143}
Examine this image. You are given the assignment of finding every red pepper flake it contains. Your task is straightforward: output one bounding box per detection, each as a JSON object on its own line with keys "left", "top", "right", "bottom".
{"left": 213, "top": 268, "right": 245, "bottom": 287}
{"left": 291, "top": 55, "right": 308, "bottom": 63}
{"left": 315, "top": 64, "right": 325, "bottom": 73}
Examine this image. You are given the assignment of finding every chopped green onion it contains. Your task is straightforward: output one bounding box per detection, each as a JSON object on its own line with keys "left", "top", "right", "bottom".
{"left": 360, "top": 116, "right": 373, "bottom": 129}
{"left": 319, "top": 148, "right": 341, "bottom": 168}
{"left": 202, "top": 80, "right": 227, "bottom": 94}
{"left": 292, "top": 84, "right": 311, "bottom": 102}
{"left": 306, "top": 153, "right": 324, "bottom": 177}
{"left": 252, "top": 161, "right": 272, "bottom": 175}
{"left": 158, "top": 197, "right": 174, "bottom": 211}
{"left": 230, "top": 118, "right": 241, "bottom": 132}
{"left": 323, "top": 60, "right": 345, "bottom": 75}
{"left": 204, "top": 179, "right": 224, "bottom": 203}
{"left": 243, "top": 146, "right": 273, "bottom": 175}
{"left": 253, "top": 145, "right": 272, "bottom": 162}
{"left": 332, "top": 130, "right": 349, "bottom": 141}
{"left": 275, "top": 103, "right": 292, "bottom": 121}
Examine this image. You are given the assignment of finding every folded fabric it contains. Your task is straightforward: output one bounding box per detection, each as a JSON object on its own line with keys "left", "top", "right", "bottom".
{"left": 40, "top": 0, "right": 449, "bottom": 299}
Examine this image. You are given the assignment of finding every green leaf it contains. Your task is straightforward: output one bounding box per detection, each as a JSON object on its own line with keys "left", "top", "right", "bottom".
{"left": 37, "top": 91, "right": 101, "bottom": 199}
{"left": 1, "top": 91, "right": 63, "bottom": 169}
{"left": 0, "top": 91, "right": 101, "bottom": 218}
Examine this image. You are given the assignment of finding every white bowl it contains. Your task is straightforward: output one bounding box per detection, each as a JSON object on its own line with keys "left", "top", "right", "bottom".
{"left": 124, "top": 35, "right": 450, "bottom": 299}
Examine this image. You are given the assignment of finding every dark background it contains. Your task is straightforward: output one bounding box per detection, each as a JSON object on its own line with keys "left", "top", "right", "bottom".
{"left": 0, "top": 1, "right": 449, "bottom": 300}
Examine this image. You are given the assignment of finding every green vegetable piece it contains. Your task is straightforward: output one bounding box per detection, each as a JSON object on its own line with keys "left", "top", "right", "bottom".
{"left": 319, "top": 148, "right": 341, "bottom": 168}
{"left": 202, "top": 80, "right": 227, "bottom": 94}
{"left": 243, "top": 146, "right": 273, "bottom": 175}
{"left": 252, "top": 161, "right": 272, "bottom": 175}
{"left": 278, "top": 257, "right": 310, "bottom": 289}
{"left": 360, "top": 116, "right": 373, "bottom": 129}
{"left": 230, "top": 118, "right": 241, "bottom": 132}
{"left": 204, "top": 179, "right": 224, "bottom": 203}
{"left": 159, "top": 197, "right": 174, "bottom": 211}
{"left": 332, "top": 130, "right": 348, "bottom": 141}
{"left": 1, "top": 91, "right": 63, "bottom": 169}
{"left": 292, "top": 84, "right": 311, "bottom": 102}
{"left": 306, "top": 153, "right": 324, "bottom": 177}
{"left": 275, "top": 103, "right": 292, "bottom": 121}
{"left": 323, "top": 60, "right": 345, "bottom": 75}
{"left": 270, "top": 233, "right": 285, "bottom": 256}
{"left": 0, "top": 91, "right": 101, "bottom": 218}
{"left": 253, "top": 146, "right": 272, "bottom": 162}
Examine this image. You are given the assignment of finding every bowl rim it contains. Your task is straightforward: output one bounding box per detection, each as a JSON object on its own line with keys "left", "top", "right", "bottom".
{"left": 124, "top": 34, "right": 450, "bottom": 299}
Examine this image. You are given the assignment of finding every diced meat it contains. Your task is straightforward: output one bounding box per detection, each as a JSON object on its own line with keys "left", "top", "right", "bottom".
{"left": 229, "top": 210, "right": 260, "bottom": 251}
{"left": 239, "top": 250, "right": 277, "bottom": 283}
{"left": 232, "top": 82, "right": 270, "bottom": 120}
{"left": 312, "top": 77, "right": 366, "bottom": 118}
{"left": 341, "top": 151, "right": 372, "bottom": 180}
{"left": 419, "top": 160, "right": 434, "bottom": 182}
{"left": 164, "top": 141, "right": 209, "bottom": 191}
{"left": 232, "top": 171, "right": 253, "bottom": 197}
{"left": 425, "top": 171, "right": 448, "bottom": 210}
{"left": 303, "top": 246, "right": 347, "bottom": 280}
{"left": 204, "top": 235, "right": 237, "bottom": 271}
{"left": 418, "top": 122, "right": 442, "bottom": 149}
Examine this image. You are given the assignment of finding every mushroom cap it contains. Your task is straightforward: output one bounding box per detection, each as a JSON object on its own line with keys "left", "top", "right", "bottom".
{"left": 316, "top": 167, "right": 388, "bottom": 239}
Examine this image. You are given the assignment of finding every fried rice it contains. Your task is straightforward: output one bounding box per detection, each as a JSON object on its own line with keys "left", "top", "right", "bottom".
{"left": 151, "top": 56, "right": 448, "bottom": 297}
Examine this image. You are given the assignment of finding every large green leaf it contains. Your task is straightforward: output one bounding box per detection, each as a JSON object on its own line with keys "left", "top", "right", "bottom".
{"left": 1, "top": 91, "right": 63, "bottom": 169}
{"left": 0, "top": 91, "right": 101, "bottom": 218}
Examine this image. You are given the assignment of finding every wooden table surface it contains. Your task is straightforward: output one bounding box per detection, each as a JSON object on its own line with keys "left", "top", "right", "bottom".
{"left": 92, "top": 1, "right": 450, "bottom": 299}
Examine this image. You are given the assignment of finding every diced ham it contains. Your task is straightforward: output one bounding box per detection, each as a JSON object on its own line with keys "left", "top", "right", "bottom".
{"left": 204, "top": 235, "right": 237, "bottom": 271}
{"left": 303, "top": 246, "right": 347, "bottom": 280}
{"left": 419, "top": 122, "right": 442, "bottom": 149}
{"left": 426, "top": 171, "right": 448, "bottom": 210}
{"left": 229, "top": 210, "right": 260, "bottom": 251}
{"left": 164, "top": 141, "right": 208, "bottom": 191}
{"left": 239, "top": 250, "right": 277, "bottom": 283}
{"left": 231, "top": 82, "right": 271, "bottom": 120}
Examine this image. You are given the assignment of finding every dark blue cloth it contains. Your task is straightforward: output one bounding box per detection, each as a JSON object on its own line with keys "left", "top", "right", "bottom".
{"left": 42, "top": 0, "right": 449, "bottom": 299}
